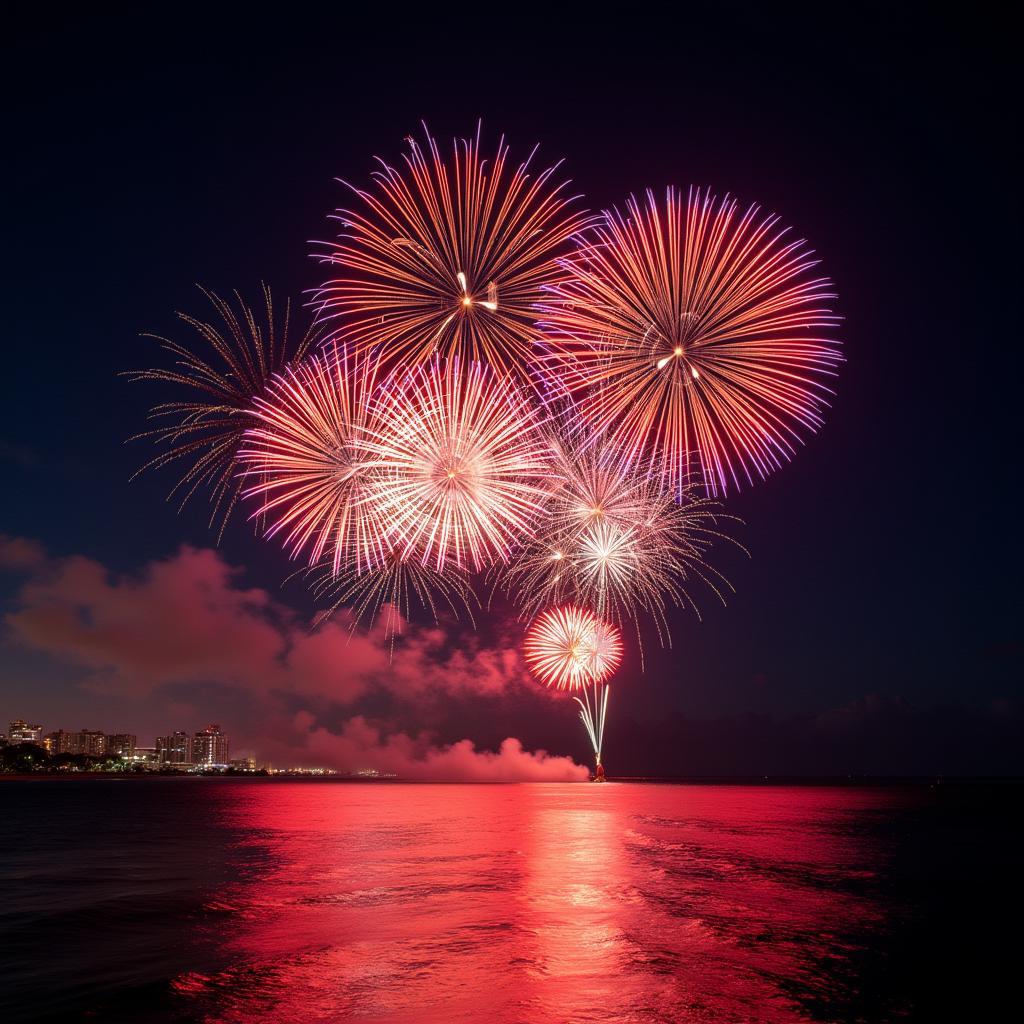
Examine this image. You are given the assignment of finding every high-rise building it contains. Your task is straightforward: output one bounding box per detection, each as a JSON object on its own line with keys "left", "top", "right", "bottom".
{"left": 156, "top": 732, "right": 192, "bottom": 766}
{"left": 46, "top": 729, "right": 78, "bottom": 754}
{"left": 67, "top": 730, "right": 107, "bottom": 756}
{"left": 46, "top": 730, "right": 71, "bottom": 754}
{"left": 105, "top": 734, "right": 137, "bottom": 758}
{"left": 42, "top": 728, "right": 107, "bottom": 755}
{"left": 8, "top": 720, "right": 43, "bottom": 744}
{"left": 191, "top": 724, "right": 229, "bottom": 767}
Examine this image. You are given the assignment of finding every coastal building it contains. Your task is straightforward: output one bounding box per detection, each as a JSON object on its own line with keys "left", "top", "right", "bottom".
{"left": 46, "top": 729, "right": 108, "bottom": 756}
{"left": 8, "top": 720, "right": 43, "bottom": 745}
{"left": 45, "top": 730, "right": 69, "bottom": 753}
{"left": 191, "top": 724, "right": 229, "bottom": 767}
{"left": 105, "top": 734, "right": 137, "bottom": 758}
{"left": 156, "top": 731, "right": 192, "bottom": 766}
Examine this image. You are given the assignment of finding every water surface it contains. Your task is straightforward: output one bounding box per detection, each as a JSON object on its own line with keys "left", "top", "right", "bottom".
{"left": 0, "top": 780, "right": 1014, "bottom": 1021}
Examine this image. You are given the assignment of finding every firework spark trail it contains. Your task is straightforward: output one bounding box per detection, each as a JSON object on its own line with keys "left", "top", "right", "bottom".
{"left": 237, "top": 344, "right": 388, "bottom": 576}
{"left": 302, "top": 551, "right": 477, "bottom": 638}
{"left": 573, "top": 683, "right": 610, "bottom": 768}
{"left": 498, "top": 433, "right": 741, "bottom": 645}
{"left": 359, "top": 357, "right": 553, "bottom": 572}
{"left": 313, "top": 123, "right": 590, "bottom": 380}
{"left": 125, "top": 285, "right": 321, "bottom": 537}
{"left": 536, "top": 186, "right": 842, "bottom": 496}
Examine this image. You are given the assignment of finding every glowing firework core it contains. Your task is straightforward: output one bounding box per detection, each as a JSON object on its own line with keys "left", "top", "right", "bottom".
{"left": 362, "top": 358, "right": 550, "bottom": 572}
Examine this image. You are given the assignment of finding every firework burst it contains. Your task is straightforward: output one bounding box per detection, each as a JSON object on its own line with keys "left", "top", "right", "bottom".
{"left": 536, "top": 187, "right": 843, "bottom": 496}
{"left": 314, "top": 123, "right": 590, "bottom": 378}
{"left": 126, "top": 285, "right": 321, "bottom": 536}
{"left": 360, "top": 357, "right": 552, "bottom": 572}
{"left": 522, "top": 605, "right": 623, "bottom": 691}
{"left": 237, "top": 344, "right": 387, "bottom": 575}
{"left": 498, "top": 436, "right": 740, "bottom": 643}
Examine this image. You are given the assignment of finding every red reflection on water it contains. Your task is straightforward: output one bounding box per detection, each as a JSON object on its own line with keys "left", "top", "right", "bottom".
{"left": 172, "top": 784, "right": 903, "bottom": 1022}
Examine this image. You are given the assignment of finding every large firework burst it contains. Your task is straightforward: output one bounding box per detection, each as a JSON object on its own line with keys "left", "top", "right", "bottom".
{"left": 314, "top": 123, "right": 590, "bottom": 377}
{"left": 498, "top": 435, "right": 739, "bottom": 642}
{"left": 237, "top": 344, "right": 386, "bottom": 575}
{"left": 360, "top": 358, "right": 552, "bottom": 572}
{"left": 536, "top": 187, "right": 843, "bottom": 496}
{"left": 126, "top": 285, "right": 320, "bottom": 537}
{"left": 522, "top": 605, "right": 622, "bottom": 692}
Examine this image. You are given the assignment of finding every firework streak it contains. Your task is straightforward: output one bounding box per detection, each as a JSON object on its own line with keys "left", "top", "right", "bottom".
{"left": 127, "top": 285, "right": 320, "bottom": 536}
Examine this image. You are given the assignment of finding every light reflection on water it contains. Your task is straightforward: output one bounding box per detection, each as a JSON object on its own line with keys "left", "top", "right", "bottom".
{"left": 175, "top": 783, "right": 895, "bottom": 1022}
{"left": 0, "top": 780, "right": 1007, "bottom": 1022}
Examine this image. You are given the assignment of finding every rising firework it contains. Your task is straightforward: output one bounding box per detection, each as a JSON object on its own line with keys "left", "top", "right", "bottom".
{"left": 359, "top": 357, "right": 552, "bottom": 572}
{"left": 313, "top": 123, "right": 590, "bottom": 378}
{"left": 237, "top": 344, "right": 386, "bottom": 576}
{"left": 498, "top": 435, "right": 740, "bottom": 644}
{"left": 523, "top": 605, "right": 623, "bottom": 777}
{"left": 126, "top": 285, "right": 320, "bottom": 537}
{"left": 536, "top": 187, "right": 843, "bottom": 496}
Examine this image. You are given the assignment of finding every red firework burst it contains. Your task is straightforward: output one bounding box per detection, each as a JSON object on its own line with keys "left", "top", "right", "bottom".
{"left": 313, "top": 123, "right": 590, "bottom": 378}
{"left": 536, "top": 187, "right": 843, "bottom": 495}
{"left": 126, "top": 285, "right": 321, "bottom": 537}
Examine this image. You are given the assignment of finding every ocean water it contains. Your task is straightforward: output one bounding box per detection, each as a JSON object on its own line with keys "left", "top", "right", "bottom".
{"left": 0, "top": 779, "right": 1016, "bottom": 1022}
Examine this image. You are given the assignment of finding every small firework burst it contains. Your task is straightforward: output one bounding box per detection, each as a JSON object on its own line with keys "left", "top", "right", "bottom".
{"left": 522, "top": 605, "right": 622, "bottom": 692}
{"left": 498, "top": 435, "right": 740, "bottom": 644}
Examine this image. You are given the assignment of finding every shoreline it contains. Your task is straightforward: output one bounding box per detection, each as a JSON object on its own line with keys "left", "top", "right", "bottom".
{"left": 2, "top": 774, "right": 1021, "bottom": 786}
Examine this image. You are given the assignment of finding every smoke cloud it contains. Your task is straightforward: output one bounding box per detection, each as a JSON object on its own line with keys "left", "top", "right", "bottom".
{"left": 0, "top": 536, "right": 588, "bottom": 781}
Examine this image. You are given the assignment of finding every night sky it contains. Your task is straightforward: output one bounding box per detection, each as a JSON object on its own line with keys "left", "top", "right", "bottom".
{"left": 2, "top": 9, "right": 1019, "bottom": 775}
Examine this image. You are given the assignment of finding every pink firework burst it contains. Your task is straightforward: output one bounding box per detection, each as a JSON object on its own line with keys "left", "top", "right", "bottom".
{"left": 522, "top": 605, "right": 623, "bottom": 691}
{"left": 238, "top": 344, "right": 387, "bottom": 576}
{"left": 360, "top": 357, "right": 552, "bottom": 572}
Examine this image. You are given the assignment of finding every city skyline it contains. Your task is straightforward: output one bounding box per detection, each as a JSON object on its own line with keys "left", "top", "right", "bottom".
{"left": 5, "top": 718, "right": 233, "bottom": 767}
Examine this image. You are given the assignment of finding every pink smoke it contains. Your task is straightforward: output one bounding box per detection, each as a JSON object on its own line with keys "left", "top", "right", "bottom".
{"left": 0, "top": 537, "right": 588, "bottom": 781}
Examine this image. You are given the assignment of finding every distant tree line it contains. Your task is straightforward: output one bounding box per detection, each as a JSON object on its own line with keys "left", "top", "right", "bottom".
{"left": 0, "top": 744, "right": 266, "bottom": 775}
{"left": 0, "top": 743, "right": 133, "bottom": 773}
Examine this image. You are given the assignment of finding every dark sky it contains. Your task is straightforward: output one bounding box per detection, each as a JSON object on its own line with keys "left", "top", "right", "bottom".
{"left": 1, "top": 8, "right": 1019, "bottom": 775}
